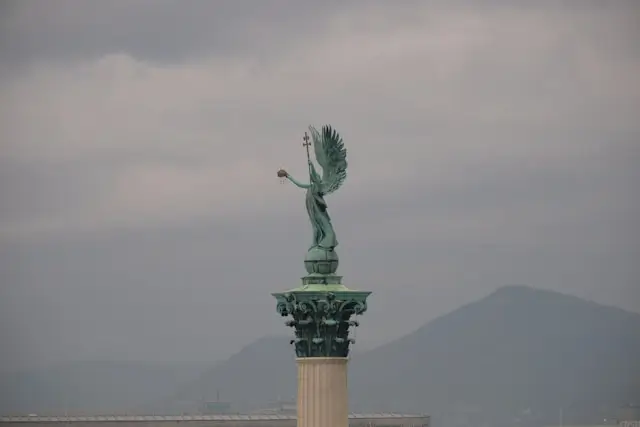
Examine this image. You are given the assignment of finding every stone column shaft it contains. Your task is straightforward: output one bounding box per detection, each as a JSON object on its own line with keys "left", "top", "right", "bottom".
{"left": 297, "top": 357, "right": 349, "bottom": 427}
{"left": 273, "top": 285, "right": 369, "bottom": 427}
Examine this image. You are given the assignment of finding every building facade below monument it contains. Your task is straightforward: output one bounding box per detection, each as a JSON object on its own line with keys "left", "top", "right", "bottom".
{"left": 0, "top": 414, "right": 429, "bottom": 427}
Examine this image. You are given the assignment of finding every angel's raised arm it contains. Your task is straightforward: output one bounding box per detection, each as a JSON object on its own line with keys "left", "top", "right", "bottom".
{"left": 287, "top": 174, "right": 310, "bottom": 189}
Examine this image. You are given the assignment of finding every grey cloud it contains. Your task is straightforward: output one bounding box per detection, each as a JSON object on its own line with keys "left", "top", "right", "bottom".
{"left": 2, "top": 123, "right": 637, "bottom": 371}
{"left": 0, "top": 0, "right": 350, "bottom": 68}
{"left": 2, "top": 0, "right": 637, "bottom": 68}
{"left": 0, "top": 0, "right": 639, "bottom": 374}
{"left": 1, "top": 157, "right": 637, "bottom": 371}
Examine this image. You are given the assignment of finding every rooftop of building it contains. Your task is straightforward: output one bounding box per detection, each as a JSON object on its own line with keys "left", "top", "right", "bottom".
{"left": 0, "top": 413, "right": 427, "bottom": 423}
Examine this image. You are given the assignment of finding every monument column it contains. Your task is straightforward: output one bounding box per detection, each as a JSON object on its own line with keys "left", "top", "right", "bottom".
{"left": 297, "top": 357, "right": 348, "bottom": 427}
{"left": 273, "top": 275, "right": 370, "bottom": 427}
{"left": 273, "top": 126, "right": 371, "bottom": 427}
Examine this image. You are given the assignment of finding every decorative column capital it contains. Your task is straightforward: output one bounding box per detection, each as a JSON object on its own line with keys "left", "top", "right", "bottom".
{"left": 272, "top": 286, "right": 370, "bottom": 358}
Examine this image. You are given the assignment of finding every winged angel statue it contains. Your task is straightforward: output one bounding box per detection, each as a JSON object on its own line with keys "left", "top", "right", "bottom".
{"left": 277, "top": 125, "right": 347, "bottom": 252}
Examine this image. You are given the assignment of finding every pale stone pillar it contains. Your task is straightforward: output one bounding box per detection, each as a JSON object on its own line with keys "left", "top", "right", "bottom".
{"left": 296, "top": 357, "right": 349, "bottom": 427}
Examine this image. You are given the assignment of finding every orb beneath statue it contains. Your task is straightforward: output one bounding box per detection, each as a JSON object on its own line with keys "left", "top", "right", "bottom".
{"left": 304, "top": 247, "right": 339, "bottom": 275}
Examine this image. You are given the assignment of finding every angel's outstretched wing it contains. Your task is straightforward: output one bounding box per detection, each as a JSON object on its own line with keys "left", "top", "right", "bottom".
{"left": 309, "top": 125, "right": 347, "bottom": 195}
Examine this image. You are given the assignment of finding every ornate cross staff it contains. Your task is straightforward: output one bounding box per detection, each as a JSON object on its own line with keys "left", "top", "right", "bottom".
{"left": 279, "top": 131, "right": 312, "bottom": 184}
{"left": 302, "top": 131, "right": 312, "bottom": 179}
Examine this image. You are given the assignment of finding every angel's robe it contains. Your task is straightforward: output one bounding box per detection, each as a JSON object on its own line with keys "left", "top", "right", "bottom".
{"left": 305, "top": 180, "right": 338, "bottom": 250}
{"left": 287, "top": 173, "right": 338, "bottom": 250}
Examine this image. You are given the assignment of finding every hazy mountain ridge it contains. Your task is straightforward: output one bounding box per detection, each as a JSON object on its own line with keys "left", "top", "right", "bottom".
{"left": 3, "top": 285, "right": 639, "bottom": 423}
{"left": 0, "top": 361, "right": 211, "bottom": 415}
{"left": 174, "top": 285, "right": 640, "bottom": 421}
{"left": 350, "top": 285, "right": 640, "bottom": 421}
{"left": 158, "top": 336, "right": 296, "bottom": 413}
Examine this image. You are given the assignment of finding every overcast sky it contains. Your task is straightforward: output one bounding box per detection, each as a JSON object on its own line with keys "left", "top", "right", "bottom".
{"left": 0, "top": 0, "right": 638, "bottom": 373}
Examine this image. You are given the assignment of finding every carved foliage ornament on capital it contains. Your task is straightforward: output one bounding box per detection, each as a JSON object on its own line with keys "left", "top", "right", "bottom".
{"left": 276, "top": 292, "right": 367, "bottom": 358}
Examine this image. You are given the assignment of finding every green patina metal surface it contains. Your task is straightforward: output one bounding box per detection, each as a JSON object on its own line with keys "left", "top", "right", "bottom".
{"left": 272, "top": 286, "right": 370, "bottom": 358}
{"left": 278, "top": 125, "right": 347, "bottom": 275}
{"left": 275, "top": 125, "right": 371, "bottom": 358}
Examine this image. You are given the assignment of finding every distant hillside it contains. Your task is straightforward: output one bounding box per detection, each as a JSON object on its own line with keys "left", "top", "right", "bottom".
{"left": 161, "top": 336, "right": 370, "bottom": 413}
{"left": 169, "top": 286, "right": 640, "bottom": 423}
{"left": 0, "top": 361, "right": 211, "bottom": 415}
{"left": 160, "top": 336, "right": 296, "bottom": 413}
{"left": 350, "top": 285, "right": 640, "bottom": 422}
{"left": 4, "top": 285, "right": 639, "bottom": 425}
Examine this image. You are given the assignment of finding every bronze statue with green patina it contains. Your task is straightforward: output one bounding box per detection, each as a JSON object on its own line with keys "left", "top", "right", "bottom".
{"left": 277, "top": 125, "right": 347, "bottom": 275}
{"left": 273, "top": 126, "right": 369, "bottom": 358}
